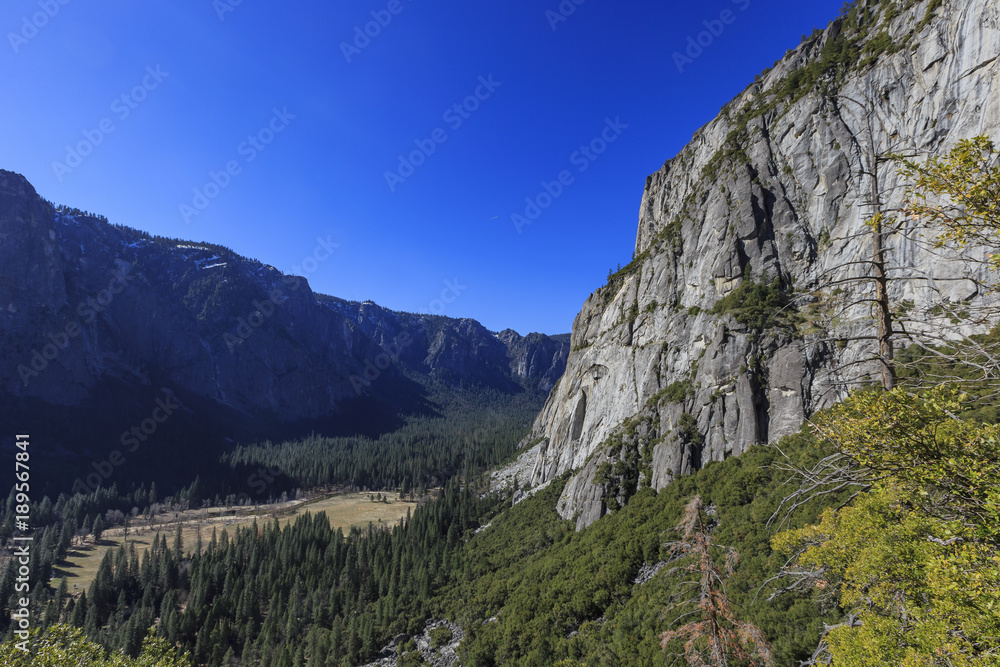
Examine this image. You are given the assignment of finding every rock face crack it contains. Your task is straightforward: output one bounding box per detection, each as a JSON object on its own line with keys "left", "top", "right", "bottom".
{"left": 960, "top": 55, "right": 999, "bottom": 80}
{"left": 570, "top": 392, "right": 587, "bottom": 442}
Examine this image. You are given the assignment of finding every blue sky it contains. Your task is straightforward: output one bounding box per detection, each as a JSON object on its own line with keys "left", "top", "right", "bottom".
{"left": 1, "top": 0, "right": 844, "bottom": 335}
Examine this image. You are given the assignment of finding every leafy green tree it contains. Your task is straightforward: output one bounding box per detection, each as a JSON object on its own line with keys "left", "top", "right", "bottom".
{"left": 0, "top": 625, "right": 191, "bottom": 666}
{"left": 773, "top": 388, "right": 1000, "bottom": 665}
{"left": 891, "top": 136, "right": 1000, "bottom": 386}
{"left": 770, "top": 137, "right": 1000, "bottom": 665}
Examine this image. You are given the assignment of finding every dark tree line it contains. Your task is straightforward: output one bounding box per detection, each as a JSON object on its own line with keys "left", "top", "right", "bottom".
{"left": 221, "top": 396, "right": 537, "bottom": 495}
{"left": 35, "top": 479, "right": 499, "bottom": 667}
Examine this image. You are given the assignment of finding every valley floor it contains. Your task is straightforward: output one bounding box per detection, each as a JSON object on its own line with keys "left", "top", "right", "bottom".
{"left": 50, "top": 491, "right": 420, "bottom": 596}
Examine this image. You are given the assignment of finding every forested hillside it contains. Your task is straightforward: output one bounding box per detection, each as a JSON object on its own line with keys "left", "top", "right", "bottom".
{"left": 1, "top": 419, "right": 845, "bottom": 666}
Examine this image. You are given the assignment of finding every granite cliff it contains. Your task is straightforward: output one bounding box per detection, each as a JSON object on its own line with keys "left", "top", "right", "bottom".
{"left": 498, "top": 0, "right": 1000, "bottom": 528}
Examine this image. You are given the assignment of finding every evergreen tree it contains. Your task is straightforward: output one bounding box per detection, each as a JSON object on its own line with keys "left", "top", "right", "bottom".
{"left": 70, "top": 592, "right": 86, "bottom": 628}
{"left": 92, "top": 516, "right": 105, "bottom": 543}
{"left": 173, "top": 525, "right": 184, "bottom": 561}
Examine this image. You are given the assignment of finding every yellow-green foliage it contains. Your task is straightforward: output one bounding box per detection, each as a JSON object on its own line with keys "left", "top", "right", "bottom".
{"left": 774, "top": 388, "right": 1000, "bottom": 666}
{"left": 899, "top": 136, "right": 1000, "bottom": 274}
{"left": 814, "top": 387, "right": 1000, "bottom": 542}
{"left": 0, "top": 625, "right": 191, "bottom": 666}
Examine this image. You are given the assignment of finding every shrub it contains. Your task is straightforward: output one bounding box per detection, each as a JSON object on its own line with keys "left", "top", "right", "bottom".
{"left": 430, "top": 626, "right": 454, "bottom": 649}
{"left": 663, "top": 379, "right": 694, "bottom": 404}
{"left": 711, "top": 277, "right": 791, "bottom": 330}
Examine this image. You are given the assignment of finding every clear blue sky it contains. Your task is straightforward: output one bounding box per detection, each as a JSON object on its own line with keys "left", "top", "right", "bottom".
{"left": 1, "top": 0, "right": 844, "bottom": 335}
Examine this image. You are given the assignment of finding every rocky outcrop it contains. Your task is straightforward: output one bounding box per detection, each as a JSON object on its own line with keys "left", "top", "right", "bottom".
{"left": 362, "top": 620, "right": 465, "bottom": 667}
{"left": 0, "top": 174, "right": 67, "bottom": 333}
{"left": 498, "top": 0, "right": 1000, "bottom": 528}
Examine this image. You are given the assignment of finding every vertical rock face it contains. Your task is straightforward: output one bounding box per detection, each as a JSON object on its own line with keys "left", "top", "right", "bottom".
{"left": 499, "top": 0, "right": 1000, "bottom": 528}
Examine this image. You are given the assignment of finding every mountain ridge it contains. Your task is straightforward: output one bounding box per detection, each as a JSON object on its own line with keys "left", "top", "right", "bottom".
{"left": 0, "top": 168, "right": 569, "bottom": 494}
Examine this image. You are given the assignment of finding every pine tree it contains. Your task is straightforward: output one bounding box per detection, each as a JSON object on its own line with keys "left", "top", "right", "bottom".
{"left": 70, "top": 591, "right": 87, "bottom": 628}
{"left": 59, "top": 518, "right": 76, "bottom": 556}
{"left": 173, "top": 525, "right": 184, "bottom": 561}
{"left": 92, "top": 515, "right": 105, "bottom": 543}
{"left": 55, "top": 578, "right": 69, "bottom": 620}
{"left": 660, "top": 496, "right": 773, "bottom": 666}
{"left": 84, "top": 601, "right": 99, "bottom": 638}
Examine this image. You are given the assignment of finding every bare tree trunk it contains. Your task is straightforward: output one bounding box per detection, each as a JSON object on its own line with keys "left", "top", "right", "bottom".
{"left": 866, "top": 119, "right": 895, "bottom": 391}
